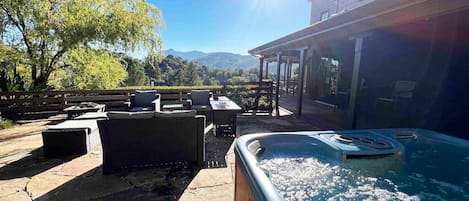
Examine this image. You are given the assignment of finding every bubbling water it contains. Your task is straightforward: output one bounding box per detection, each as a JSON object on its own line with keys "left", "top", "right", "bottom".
{"left": 258, "top": 154, "right": 466, "bottom": 201}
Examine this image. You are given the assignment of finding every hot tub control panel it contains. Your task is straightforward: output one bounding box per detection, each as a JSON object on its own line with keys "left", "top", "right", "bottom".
{"left": 315, "top": 132, "right": 404, "bottom": 159}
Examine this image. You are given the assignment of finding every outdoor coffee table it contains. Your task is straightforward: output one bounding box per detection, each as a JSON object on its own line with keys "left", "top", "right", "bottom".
{"left": 64, "top": 103, "right": 105, "bottom": 119}
{"left": 210, "top": 96, "right": 242, "bottom": 137}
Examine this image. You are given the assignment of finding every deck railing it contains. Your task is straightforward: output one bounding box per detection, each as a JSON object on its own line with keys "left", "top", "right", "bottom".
{"left": 0, "top": 82, "right": 273, "bottom": 115}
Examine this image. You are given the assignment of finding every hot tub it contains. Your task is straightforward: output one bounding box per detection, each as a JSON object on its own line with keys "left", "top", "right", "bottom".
{"left": 234, "top": 129, "right": 469, "bottom": 201}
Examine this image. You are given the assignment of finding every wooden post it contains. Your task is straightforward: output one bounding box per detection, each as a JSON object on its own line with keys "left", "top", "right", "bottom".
{"left": 347, "top": 37, "right": 364, "bottom": 129}
{"left": 265, "top": 62, "right": 269, "bottom": 79}
{"left": 297, "top": 48, "right": 308, "bottom": 117}
{"left": 259, "top": 57, "right": 264, "bottom": 83}
{"left": 285, "top": 63, "right": 292, "bottom": 94}
{"left": 275, "top": 52, "right": 282, "bottom": 116}
{"left": 253, "top": 57, "right": 264, "bottom": 115}
{"left": 283, "top": 60, "right": 288, "bottom": 94}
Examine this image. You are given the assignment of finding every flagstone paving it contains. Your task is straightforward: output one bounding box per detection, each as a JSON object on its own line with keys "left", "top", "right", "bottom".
{"left": 0, "top": 112, "right": 318, "bottom": 201}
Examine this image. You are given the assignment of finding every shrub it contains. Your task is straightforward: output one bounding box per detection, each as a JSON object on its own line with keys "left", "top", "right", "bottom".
{"left": 0, "top": 119, "right": 13, "bottom": 130}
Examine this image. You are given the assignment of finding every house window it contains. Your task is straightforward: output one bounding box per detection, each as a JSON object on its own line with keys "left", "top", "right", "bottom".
{"left": 320, "top": 11, "right": 329, "bottom": 21}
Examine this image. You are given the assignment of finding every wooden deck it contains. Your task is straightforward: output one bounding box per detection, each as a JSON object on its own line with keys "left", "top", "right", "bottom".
{"left": 278, "top": 94, "right": 344, "bottom": 130}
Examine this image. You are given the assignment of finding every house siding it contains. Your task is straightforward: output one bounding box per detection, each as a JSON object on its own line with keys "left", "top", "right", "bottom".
{"left": 310, "top": 0, "right": 375, "bottom": 24}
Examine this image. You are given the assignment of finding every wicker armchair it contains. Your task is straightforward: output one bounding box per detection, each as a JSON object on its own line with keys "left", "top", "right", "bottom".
{"left": 124, "top": 90, "right": 161, "bottom": 112}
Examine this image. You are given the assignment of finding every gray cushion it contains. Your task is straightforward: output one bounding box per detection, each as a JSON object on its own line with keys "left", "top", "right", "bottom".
{"left": 74, "top": 112, "right": 108, "bottom": 120}
{"left": 107, "top": 111, "right": 154, "bottom": 119}
{"left": 134, "top": 90, "right": 157, "bottom": 107}
{"left": 47, "top": 120, "right": 98, "bottom": 133}
{"left": 191, "top": 105, "right": 211, "bottom": 111}
{"left": 129, "top": 107, "right": 154, "bottom": 112}
{"left": 154, "top": 110, "right": 197, "bottom": 118}
{"left": 191, "top": 90, "right": 210, "bottom": 105}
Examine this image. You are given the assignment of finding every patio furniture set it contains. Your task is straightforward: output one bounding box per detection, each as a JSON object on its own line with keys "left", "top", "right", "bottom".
{"left": 41, "top": 90, "right": 242, "bottom": 174}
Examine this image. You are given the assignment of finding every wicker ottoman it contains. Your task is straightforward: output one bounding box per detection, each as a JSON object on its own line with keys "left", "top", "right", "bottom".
{"left": 42, "top": 120, "right": 100, "bottom": 157}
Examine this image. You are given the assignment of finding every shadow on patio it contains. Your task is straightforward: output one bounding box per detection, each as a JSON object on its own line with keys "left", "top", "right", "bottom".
{"left": 33, "top": 163, "right": 201, "bottom": 201}
{"left": 0, "top": 148, "right": 76, "bottom": 180}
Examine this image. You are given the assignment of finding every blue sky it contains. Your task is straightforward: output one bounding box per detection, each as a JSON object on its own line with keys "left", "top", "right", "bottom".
{"left": 148, "top": 0, "right": 310, "bottom": 55}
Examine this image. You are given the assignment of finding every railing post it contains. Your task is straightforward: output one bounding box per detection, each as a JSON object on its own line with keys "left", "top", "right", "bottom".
{"left": 268, "top": 81, "right": 273, "bottom": 115}
{"left": 63, "top": 92, "right": 68, "bottom": 107}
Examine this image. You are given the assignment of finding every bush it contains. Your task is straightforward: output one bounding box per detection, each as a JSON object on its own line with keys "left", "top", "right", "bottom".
{"left": 0, "top": 119, "right": 13, "bottom": 130}
{"left": 223, "top": 85, "right": 271, "bottom": 111}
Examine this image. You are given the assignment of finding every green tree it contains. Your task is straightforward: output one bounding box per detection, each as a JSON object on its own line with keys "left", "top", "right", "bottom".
{"left": 0, "top": 44, "right": 26, "bottom": 91}
{"left": 184, "top": 62, "right": 199, "bottom": 85}
{"left": 48, "top": 48, "right": 127, "bottom": 89}
{"left": 164, "top": 67, "right": 184, "bottom": 86}
{"left": 202, "top": 77, "right": 212, "bottom": 85}
{"left": 122, "top": 56, "right": 148, "bottom": 86}
{"left": 0, "top": 68, "right": 25, "bottom": 92}
{"left": 0, "top": 0, "right": 163, "bottom": 90}
{"left": 143, "top": 57, "right": 162, "bottom": 81}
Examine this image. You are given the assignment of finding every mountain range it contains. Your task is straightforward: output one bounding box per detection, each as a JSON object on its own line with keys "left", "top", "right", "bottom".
{"left": 164, "top": 49, "right": 258, "bottom": 69}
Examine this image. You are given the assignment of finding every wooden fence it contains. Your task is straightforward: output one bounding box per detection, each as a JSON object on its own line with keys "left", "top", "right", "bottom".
{"left": 0, "top": 82, "right": 274, "bottom": 115}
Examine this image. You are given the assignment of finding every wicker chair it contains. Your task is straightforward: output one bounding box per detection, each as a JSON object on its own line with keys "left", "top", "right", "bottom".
{"left": 125, "top": 90, "right": 161, "bottom": 112}
{"left": 186, "top": 90, "right": 213, "bottom": 122}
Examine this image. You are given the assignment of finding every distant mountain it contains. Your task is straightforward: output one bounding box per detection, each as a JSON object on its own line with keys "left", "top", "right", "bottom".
{"left": 164, "top": 49, "right": 207, "bottom": 60}
{"left": 164, "top": 49, "right": 258, "bottom": 69}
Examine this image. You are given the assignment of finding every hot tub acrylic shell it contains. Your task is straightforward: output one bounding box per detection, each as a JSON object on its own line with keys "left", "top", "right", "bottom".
{"left": 233, "top": 128, "right": 469, "bottom": 201}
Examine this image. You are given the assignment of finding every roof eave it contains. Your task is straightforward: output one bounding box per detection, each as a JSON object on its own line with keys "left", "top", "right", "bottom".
{"left": 248, "top": 0, "right": 469, "bottom": 56}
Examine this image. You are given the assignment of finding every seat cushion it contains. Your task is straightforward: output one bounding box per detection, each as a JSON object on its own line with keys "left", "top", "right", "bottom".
{"left": 191, "top": 105, "right": 212, "bottom": 111}
{"left": 74, "top": 112, "right": 108, "bottom": 120}
{"left": 154, "top": 110, "right": 197, "bottom": 118}
{"left": 191, "top": 90, "right": 210, "bottom": 105}
{"left": 134, "top": 91, "right": 157, "bottom": 107}
{"left": 107, "top": 111, "right": 154, "bottom": 119}
{"left": 47, "top": 120, "right": 98, "bottom": 133}
{"left": 129, "top": 107, "right": 154, "bottom": 112}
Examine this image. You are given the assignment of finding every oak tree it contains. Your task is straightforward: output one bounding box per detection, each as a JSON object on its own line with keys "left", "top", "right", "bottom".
{"left": 0, "top": 0, "right": 163, "bottom": 90}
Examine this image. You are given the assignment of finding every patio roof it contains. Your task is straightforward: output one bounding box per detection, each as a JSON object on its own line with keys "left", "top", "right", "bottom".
{"left": 248, "top": 0, "right": 469, "bottom": 56}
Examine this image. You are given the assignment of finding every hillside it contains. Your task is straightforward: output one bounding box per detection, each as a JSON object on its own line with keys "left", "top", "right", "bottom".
{"left": 164, "top": 49, "right": 207, "bottom": 60}
{"left": 164, "top": 49, "right": 258, "bottom": 69}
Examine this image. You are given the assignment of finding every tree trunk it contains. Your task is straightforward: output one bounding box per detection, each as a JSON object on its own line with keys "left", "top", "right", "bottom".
{"left": 31, "top": 64, "right": 37, "bottom": 84}
{"left": 31, "top": 72, "right": 49, "bottom": 91}
{"left": 34, "top": 78, "right": 47, "bottom": 90}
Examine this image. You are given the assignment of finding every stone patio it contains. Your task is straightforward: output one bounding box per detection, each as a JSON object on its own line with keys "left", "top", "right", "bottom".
{"left": 0, "top": 111, "right": 319, "bottom": 201}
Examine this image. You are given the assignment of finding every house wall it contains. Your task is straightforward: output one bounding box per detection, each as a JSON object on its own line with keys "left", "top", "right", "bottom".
{"left": 303, "top": 7, "right": 469, "bottom": 139}
{"left": 427, "top": 12, "right": 469, "bottom": 139}
{"left": 356, "top": 20, "right": 433, "bottom": 129}
{"left": 309, "top": 0, "right": 375, "bottom": 24}
{"left": 354, "top": 10, "right": 469, "bottom": 139}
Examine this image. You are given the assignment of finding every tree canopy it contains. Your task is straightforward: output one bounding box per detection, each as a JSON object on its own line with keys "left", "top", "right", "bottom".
{"left": 0, "top": 0, "right": 163, "bottom": 90}
{"left": 122, "top": 56, "right": 148, "bottom": 86}
{"left": 48, "top": 48, "right": 128, "bottom": 89}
